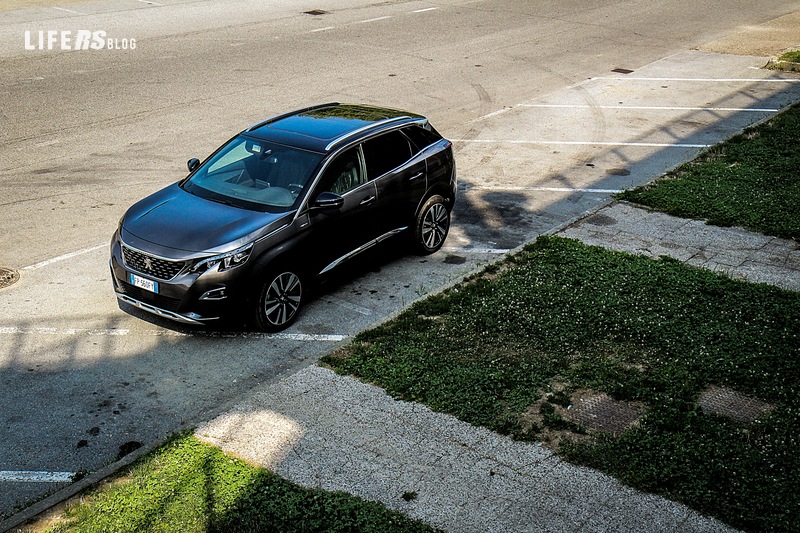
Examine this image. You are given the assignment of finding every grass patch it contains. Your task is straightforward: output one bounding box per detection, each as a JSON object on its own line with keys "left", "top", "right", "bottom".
{"left": 43, "top": 432, "right": 435, "bottom": 533}
{"left": 323, "top": 236, "right": 800, "bottom": 532}
{"left": 618, "top": 103, "right": 800, "bottom": 240}
{"left": 777, "top": 49, "right": 800, "bottom": 63}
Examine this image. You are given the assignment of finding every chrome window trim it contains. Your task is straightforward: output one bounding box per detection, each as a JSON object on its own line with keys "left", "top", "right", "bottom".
{"left": 297, "top": 119, "right": 429, "bottom": 219}
{"left": 296, "top": 144, "right": 367, "bottom": 217}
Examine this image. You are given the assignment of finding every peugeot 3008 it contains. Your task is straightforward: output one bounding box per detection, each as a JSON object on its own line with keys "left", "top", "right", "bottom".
{"left": 110, "top": 103, "right": 457, "bottom": 331}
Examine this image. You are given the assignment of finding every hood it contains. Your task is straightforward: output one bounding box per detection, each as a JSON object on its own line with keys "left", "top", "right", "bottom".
{"left": 121, "top": 183, "right": 291, "bottom": 254}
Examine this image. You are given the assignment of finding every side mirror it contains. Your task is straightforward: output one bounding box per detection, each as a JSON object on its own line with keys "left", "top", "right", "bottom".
{"left": 312, "top": 191, "right": 344, "bottom": 210}
{"left": 187, "top": 158, "right": 200, "bottom": 173}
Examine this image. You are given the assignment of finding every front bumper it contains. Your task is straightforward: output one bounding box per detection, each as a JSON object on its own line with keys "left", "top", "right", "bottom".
{"left": 110, "top": 233, "right": 250, "bottom": 326}
{"left": 115, "top": 292, "right": 215, "bottom": 325}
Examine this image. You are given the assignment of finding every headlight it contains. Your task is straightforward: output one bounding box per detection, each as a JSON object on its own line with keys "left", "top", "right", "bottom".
{"left": 191, "top": 243, "right": 253, "bottom": 274}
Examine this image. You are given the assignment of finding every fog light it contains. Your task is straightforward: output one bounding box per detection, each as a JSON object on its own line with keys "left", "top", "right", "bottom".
{"left": 200, "top": 287, "right": 227, "bottom": 301}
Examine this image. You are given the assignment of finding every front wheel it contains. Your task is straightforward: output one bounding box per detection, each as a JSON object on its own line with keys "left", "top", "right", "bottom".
{"left": 254, "top": 269, "right": 303, "bottom": 332}
{"left": 414, "top": 195, "right": 451, "bottom": 255}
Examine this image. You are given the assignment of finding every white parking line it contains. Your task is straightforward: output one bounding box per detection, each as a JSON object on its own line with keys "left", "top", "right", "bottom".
{"left": 305, "top": 6, "right": 439, "bottom": 35}
{"left": 521, "top": 104, "right": 780, "bottom": 112}
{"left": 465, "top": 185, "right": 623, "bottom": 193}
{"left": 22, "top": 243, "right": 107, "bottom": 270}
{"left": 0, "top": 326, "right": 346, "bottom": 342}
{"left": 455, "top": 139, "right": 711, "bottom": 148}
{"left": 357, "top": 16, "right": 392, "bottom": 24}
{"left": 442, "top": 247, "right": 510, "bottom": 254}
{"left": 0, "top": 471, "right": 74, "bottom": 483}
{"left": 51, "top": 6, "right": 80, "bottom": 14}
{"left": 603, "top": 77, "right": 800, "bottom": 83}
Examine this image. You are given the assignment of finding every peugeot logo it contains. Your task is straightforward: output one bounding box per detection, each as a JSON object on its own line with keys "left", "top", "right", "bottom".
{"left": 143, "top": 257, "right": 153, "bottom": 271}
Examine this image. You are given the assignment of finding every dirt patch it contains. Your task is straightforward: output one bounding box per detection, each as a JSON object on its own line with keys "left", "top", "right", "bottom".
{"left": 522, "top": 385, "right": 644, "bottom": 448}
{"left": 0, "top": 267, "right": 19, "bottom": 289}
{"left": 697, "top": 11, "right": 800, "bottom": 57}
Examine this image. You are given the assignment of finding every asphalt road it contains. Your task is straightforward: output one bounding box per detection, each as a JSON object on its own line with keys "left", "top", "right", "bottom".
{"left": 1, "top": 0, "right": 799, "bottom": 522}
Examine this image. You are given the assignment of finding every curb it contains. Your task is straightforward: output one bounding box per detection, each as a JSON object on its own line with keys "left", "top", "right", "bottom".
{"left": 765, "top": 59, "right": 800, "bottom": 72}
{"left": 0, "top": 441, "right": 161, "bottom": 533}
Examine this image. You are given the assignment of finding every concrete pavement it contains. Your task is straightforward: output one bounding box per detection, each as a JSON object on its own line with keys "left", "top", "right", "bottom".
{"left": 197, "top": 363, "right": 735, "bottom": 533}
{"left": 193, "top": 58, "right": 799, "bottom": 533}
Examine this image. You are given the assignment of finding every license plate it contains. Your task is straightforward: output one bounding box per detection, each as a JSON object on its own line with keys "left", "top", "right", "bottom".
{"left": 129, "top": 273, "right": 158, "bottom": 294}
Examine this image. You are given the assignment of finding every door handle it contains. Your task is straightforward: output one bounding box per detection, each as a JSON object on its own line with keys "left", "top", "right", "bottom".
{"left": 360, "top": 195, "right": 376, "bottom": 206}
{"left": 409, "top": 172, "right": 424, "bottom": 181}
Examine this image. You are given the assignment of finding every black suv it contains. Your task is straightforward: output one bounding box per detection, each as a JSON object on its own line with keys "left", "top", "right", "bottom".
{"left": 110, "top": 103, "right": 457, "bottom": 331}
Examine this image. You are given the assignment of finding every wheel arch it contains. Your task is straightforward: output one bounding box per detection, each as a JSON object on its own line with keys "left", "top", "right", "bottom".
{"left": 414, "top": 183, "right": 455, "bottom": 221}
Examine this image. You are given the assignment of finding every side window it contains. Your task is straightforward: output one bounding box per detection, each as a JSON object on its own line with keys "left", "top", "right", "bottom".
{"left": 401, "top": 125, "right": 442, "bottom": 153}
{"left": 316, "top": 147, "right": 366, "bottom": 195}
{"left": 362, "top": 131, "right": 413, "bottom": 180}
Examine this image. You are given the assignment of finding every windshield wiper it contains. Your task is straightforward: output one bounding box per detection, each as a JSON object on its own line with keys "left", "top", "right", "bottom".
{"left": 208, "top": 196, "right": 244, "bottom": 209}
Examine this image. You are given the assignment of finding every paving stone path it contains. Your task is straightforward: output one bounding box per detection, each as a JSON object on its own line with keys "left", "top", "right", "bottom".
{"left": 561, "top": 202, "right": 799, "bottom": 293}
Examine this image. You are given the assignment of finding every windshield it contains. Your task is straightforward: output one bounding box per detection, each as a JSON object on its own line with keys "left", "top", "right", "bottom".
{"left": 182, "top": 135, "right": 324, "bottom": 213}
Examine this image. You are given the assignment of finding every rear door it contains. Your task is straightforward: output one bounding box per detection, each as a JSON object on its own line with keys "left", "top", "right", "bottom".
{"left": 362, "top": 129, "right": 427, "bottom": 237}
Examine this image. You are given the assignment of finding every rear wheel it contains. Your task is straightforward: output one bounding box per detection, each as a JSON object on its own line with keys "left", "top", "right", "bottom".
{"left": 254, "top": 269, "right": 303, "bottom": 331}
{"left": 414, "top": 195, "right": 450, "bottom": 254}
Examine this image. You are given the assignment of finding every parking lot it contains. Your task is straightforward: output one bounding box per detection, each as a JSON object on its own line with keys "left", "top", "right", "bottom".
{"left": 1, "top": 0, "right": 799, "bottom": 522}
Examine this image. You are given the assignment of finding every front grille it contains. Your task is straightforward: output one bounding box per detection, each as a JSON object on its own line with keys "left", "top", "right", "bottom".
{"left": 119, "top": 282, "right": 182, "bottom": 312}
{"left": 122, "top": 245, "right": 185, "bottom": 281}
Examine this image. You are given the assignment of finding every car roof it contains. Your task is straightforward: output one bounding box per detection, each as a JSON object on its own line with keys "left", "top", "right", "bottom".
{"left": 243, "top": 103, "right": 426, "bottom": 153}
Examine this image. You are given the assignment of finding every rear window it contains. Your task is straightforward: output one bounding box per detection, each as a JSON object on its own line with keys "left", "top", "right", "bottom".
{"left": 362, "top": 130, "right": 413, "bottom": 180}
{"left": 402, "top": 124, "right": 443, "bottom": 152}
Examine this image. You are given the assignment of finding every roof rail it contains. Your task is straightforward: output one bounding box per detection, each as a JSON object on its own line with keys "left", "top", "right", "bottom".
{"left": 325, "top": 116, "right": 413, "bottom": 151}
{"left": 246, "top": 102, "right": 340, "bottom": 132}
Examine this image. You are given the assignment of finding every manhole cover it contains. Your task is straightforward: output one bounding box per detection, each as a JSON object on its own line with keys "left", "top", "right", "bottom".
{"left": 0, "top": 267, "right": 20, "bottom": 289}
{"left": 303, "top": 9, "right": 329, "bottom": 15}
{"left": 698, "top": 385, "right": 772, "bottom": 423}
{"left": 565, "top": 391, "right": 643, "bottom": 436}
{"left": 612, "top": 68, "right": 634, "bottom": 74}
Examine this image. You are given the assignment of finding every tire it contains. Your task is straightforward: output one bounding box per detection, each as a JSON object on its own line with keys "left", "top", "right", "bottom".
{"left": 254, "top": 269, "right": 303, "bottom": 332}
{"left": 414, "top": 195, "right": 451, "bottom": 254}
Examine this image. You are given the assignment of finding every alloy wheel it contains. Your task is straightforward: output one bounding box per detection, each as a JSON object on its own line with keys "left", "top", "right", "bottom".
{"left": 263, "top": 272, "right": 302, "bottom": 327}
{"left": 421, "top": 202, "right": 449, "bottom": 250}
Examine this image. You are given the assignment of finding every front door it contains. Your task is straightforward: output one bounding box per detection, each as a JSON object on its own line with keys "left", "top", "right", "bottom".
{"left": 305, "top": 146, "right": 379, "bottom": 275}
